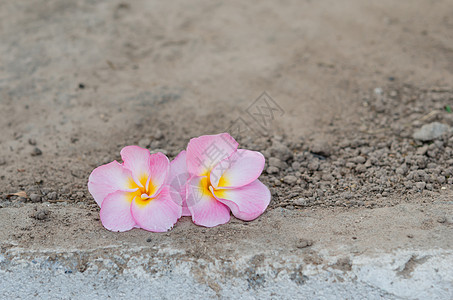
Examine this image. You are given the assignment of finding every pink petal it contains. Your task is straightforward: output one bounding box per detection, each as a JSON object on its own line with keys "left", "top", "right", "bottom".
{"left": 88, "top": 161, "right": 136, "bottom": 206}
{"left": 186, "top": 133, "right": 238, "bottom": 177}
{"left": 147, "top": 152, "right": 170, "bottom": 197}
{"left": 168, "top": 150, "right": 191, "bottom": 216}
{"left": 210, "top": 149, "right": 265, "bottom": 189}
{"left": 186, "top": 175, "right": 230, "bottom": 227}
{"left": 120, "top": 146, "right": 169, "bottom": 197}
{"left": 131, "top": 186, "right": 182, "bottom": 232}
{"left": 212, "top": 179, "right": 270, "bottom": 221}
{"left": 121, "top": 145, "right": 152, "bottom": 187}
{"left": 99, "top": 191, "right": 137, "bottom": 232}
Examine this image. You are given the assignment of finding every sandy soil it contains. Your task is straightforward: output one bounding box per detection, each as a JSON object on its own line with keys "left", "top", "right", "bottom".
{"left": 0, "top": 1, "right": 452, "bottom": 296}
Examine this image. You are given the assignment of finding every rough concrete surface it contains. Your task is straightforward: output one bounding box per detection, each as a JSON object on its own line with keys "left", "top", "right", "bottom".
{"left": 1, "top": 201, "right": 452, "bottom": 299}
{"left": 1, "top": 0, "right": 453, "bottom": 299}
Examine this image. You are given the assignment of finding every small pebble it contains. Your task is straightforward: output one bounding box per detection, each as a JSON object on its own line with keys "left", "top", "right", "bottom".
{"left": 437, "top": 216, "right": 446, "bottom": 223}
{"left": 269, "top": 157, "right": 286, "bottom": 169}
{"left": 153, "top": 130, "right": 164, "bottom": 140}
{"left": 352, "top": 156, "right": 366, "bottom": 164}
{"left": 291, "top": 162, "right": 301, "bottom": 171}
{"left": 296, "top": 239, "right": 313, "bottom": 249}
{"left": 266, "top": 166, "right": 279, "bottom": 174}
{"left": 31, "top": 147, "right": 42, "bottom": 156}
{"left": 29, "top": 194, "right": 41, "bottom": 203}
{"left": 150, "top": 149, "right": 168, "bottom": 155}
{"left": 270, "top": 142, "right": 293, "bottom": 161}
{"left": 415, "top": 182, "right": 426, "bottom": 190}
{"left": 355, "top": 164, "right": 367, "bottom": 173}
{"left": 28, "top": 138, "right": 37, "bottom": 146}
{"left": 396, "top": 164, "right": 408, "bottom": 175}
{"left": 47, "top": 192, "right": 57, "bottom": 200}
{"left": 150, "top": 140, "right": 161, "bottom": 148}
{"left": 413, "top": 122, "right": 450, "bottom": 141}
{"left": 416, "top": 145, "right": 429, "bottom": 155}
{"left": 308, "top": 160, "right": 319, "bottom": 171}
{"left": 293, "top": 198, "right": 308, "bottom": 206}
{"left": 321, "top": 173, "right": 333, "bottom": 181}
{"left": 437, "top": 176, "right": 446, "bottom": 184}
{"left": 35, "top": 209, "right": 49, "bottom": 220}
{"left": 138, "top": 138, "right": 151, "bottom": 148}
{"left": 310, "top": 139, "right": 331, "bottom": 157}
{"left": 345, "top": 162, "right": 356, "bottom": 169}
{"left": 283, "top": 175, "right": 298, "bottom": 185}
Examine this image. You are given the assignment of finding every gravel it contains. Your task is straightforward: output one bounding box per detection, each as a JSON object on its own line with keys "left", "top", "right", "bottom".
{"left": 2, "top": 84, "right": 453, "bottom": 211}
{"left": 235, "top": 85, "right": 453, "bottom": 209}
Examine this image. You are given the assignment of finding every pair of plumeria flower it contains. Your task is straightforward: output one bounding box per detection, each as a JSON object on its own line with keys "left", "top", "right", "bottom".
{"left": 88, "top": 133, "right": 271, "bottom": 232}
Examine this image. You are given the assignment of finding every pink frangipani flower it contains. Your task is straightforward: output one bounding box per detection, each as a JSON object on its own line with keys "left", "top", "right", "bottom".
{"left": 88, "top": 146, "right": 182, "bottom": 232}
{"left": 178, "top": 133, "right": 271, "bottom": 227}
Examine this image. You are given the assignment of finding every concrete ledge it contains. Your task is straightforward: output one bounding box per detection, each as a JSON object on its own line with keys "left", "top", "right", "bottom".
{"left": 0, "top": 200, "right": 452, "bottom": 299}
{"left": 1, "top": 246, "right": 451, "bottom": 299}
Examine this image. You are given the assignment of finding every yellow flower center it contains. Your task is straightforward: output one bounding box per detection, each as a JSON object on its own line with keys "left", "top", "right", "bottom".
{"left": 200, "top": 173, "right": 228, "bottom": 200}
{"left": 127, "top": 174, "right": 157, "bottom": 206}
{"left": 199, "top": 176, "right": 213, "bottom": 197}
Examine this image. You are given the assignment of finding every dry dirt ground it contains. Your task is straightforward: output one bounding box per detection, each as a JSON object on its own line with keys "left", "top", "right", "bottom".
{"left": 1, "top": 0, "right": 453, "bottom": 299}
